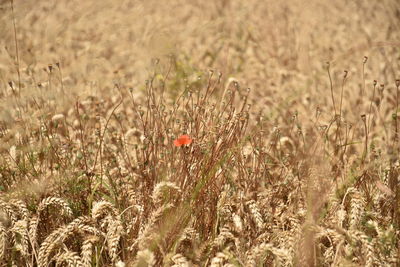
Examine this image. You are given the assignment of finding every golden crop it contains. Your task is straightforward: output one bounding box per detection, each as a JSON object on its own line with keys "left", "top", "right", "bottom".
{"left": 0, "top": 0, "right": 399, "bottom": 266}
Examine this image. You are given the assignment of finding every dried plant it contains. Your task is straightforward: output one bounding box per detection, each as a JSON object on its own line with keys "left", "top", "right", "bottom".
{"left": 0, "top": 0, "right": 399, "bottom": 266}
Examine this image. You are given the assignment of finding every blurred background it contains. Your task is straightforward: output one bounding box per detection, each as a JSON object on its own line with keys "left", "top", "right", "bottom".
{"left": 1, "top": 0, "right": 399, "bottom": 102}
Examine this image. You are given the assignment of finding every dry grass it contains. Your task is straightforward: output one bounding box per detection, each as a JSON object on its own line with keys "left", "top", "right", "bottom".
{"left": 0, "top": 0, "right": 400, "bottom": 266}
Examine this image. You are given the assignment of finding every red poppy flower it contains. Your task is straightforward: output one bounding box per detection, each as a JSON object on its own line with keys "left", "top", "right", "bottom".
{"left": 174, "top": 134, "right": 193, "bottom": 147}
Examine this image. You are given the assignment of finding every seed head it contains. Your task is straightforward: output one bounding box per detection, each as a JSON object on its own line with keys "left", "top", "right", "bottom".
{"left": 361, "top": 114, "right": 366, "bottom": 122}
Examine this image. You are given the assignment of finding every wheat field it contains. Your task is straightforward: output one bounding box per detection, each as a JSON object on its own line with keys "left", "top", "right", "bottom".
{"left": 0, "top": 0, "right": 400, "bottom": 266}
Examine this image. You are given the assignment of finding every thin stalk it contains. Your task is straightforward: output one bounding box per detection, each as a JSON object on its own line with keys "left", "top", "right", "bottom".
{"left": 327, "top": 62, "right": 337, "bottom": 116}
{"left": 396, "top": 80, "right": 400, "bottom": 154}
{"left": 367, "top": 80, "right": 377, "bottom": 135}
{"left": 396, "top": 81, "right": 399, "bottom": 117}
{"left": 10, "top": 0, "right": 21, "bottom": 94}
{"left": 337, "top": 70, "right": 348, "bottom": 148}
{"left": 362, "top": 56, "right": 368, "bottom": 96}
{"left": 339, "top": 70, "right": 348, "bottom": 120}
{"left": 56, "top": 62, "right": 65, "bottom": 94}
{"left": 361, "top": 114, "right": 368, "bottom": 164}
